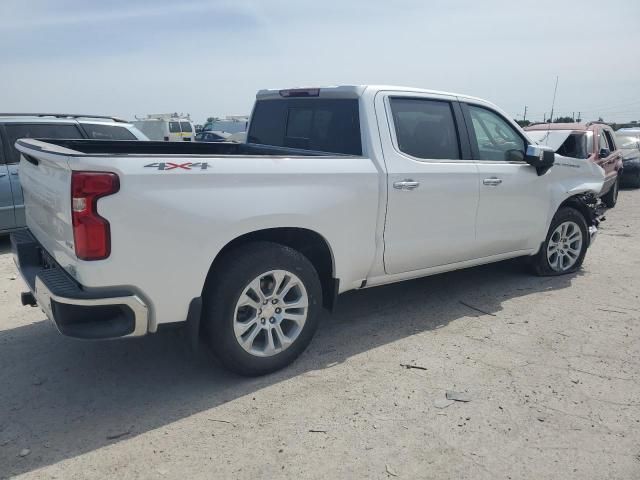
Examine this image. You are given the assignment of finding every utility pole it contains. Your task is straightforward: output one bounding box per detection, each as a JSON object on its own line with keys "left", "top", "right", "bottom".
{"left": 523, "top": 105, "right": 528, "bottom": 123}
{"left": 572, "top": 111, "right": 575, "bottom": 121}
{"left": 543, "top": 113, "right": 546, "bottom": 123}
{"left": 578, "top": 111, "right": 581, "bottom": 122}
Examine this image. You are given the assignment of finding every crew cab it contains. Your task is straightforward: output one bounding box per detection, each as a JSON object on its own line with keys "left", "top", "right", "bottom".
{"left": 11, "top": 86, "right": 605, "bottom": 375}
{"left": 0, "top": 113, "right": 148, "bottom": 235}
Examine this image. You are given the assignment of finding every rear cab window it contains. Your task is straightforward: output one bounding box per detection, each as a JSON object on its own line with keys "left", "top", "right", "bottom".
{"left": 248, "top": 98, "right": 362, "bottom": 155}
{"left": 4, "top": 123, "right": 84, "bottom": 163}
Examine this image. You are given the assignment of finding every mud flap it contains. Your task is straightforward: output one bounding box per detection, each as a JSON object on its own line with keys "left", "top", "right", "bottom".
{"left": 185, "top": 297, "right": 203, "bottom": 352}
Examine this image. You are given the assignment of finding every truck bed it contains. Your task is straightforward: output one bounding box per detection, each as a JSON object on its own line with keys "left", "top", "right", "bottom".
{"left": 16, "top": 138, "right": 351, "bottom": 157}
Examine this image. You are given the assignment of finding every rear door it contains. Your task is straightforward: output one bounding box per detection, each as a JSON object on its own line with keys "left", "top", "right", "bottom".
{"left": 378, "top": 92, "right": 479, "bottom": 274}
{"left": 462, "top": 102, "right": 548, "bottom": 256}
{"left": 3, "top": 123, "right": 85, "bottom": 228}
{"left": 0, "top": 132, "right": 15, "bottom": 231}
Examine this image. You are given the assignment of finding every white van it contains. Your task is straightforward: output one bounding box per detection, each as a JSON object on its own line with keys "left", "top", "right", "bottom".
{"left": 133, "top": 114, "right": 195, "bottom": 142}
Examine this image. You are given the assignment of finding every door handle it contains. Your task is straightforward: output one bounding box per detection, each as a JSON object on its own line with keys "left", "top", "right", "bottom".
{"left": 393, "top": 179, "right": 420, "bottom": 190}
{"left": 483, "top": 177, "right": 502, "bottom": 186}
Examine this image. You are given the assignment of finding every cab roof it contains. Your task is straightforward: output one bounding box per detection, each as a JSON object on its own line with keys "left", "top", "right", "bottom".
{"left": 256, "top": 85, "right": 495, "bottom": 105}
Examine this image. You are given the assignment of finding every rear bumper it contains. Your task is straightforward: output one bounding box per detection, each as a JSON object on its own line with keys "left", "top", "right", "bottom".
{"left": 11, "top": 229, "right": 148, "bottom": 339}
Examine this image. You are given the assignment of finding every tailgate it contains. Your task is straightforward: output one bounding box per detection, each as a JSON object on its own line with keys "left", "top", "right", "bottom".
{"left": 15, "top": 139, "right": 76, "bottom": 267}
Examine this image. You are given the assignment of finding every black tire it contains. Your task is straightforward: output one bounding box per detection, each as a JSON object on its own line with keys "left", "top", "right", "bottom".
{"left": 531, "top": 207, "right": 589, "bottom": 276}
{"left": 625, "top": 171, "right": 640, "bottom": 189}
{"left": 202, "top": 241, "right": 322, "bottom": 376}
{"left": 601, "top": 177, "right": 619, "bottom": 208}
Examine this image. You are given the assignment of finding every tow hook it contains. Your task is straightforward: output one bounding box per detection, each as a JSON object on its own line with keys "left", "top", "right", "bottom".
{"left": 21, "top": 291, "right": 37, "bottom": 307}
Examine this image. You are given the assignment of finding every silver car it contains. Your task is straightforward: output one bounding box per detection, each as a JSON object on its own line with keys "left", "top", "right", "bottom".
{"left": 0, "top": 114, "right": 148, "bottom": 234}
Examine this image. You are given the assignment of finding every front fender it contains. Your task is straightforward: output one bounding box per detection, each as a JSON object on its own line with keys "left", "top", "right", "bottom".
{"left": 539, "top": 155, "right": 604, "bottom": 243}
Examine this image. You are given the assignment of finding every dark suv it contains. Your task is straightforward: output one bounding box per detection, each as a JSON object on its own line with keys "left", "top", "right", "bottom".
{"left": 0, "top": 114, "right": 148, "bottom": 235}
{"left": 525, "top": 121, "right": 623, "bottom": 207}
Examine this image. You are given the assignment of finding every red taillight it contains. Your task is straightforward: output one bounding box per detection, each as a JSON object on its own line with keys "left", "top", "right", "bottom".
{"left": 71, "top": 172, "right": 119, "bottom": 260}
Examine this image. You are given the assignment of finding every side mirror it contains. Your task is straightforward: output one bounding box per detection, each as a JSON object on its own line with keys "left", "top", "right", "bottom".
{"left": 525, "top": 144, "right": 555, "bottom": 176}
{"left": 599, "top": 148, "right": 610, "bottom": 158}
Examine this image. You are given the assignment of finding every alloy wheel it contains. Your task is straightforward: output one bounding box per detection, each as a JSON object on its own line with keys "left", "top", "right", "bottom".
{"left": 233, "top": 270, "right": 309, "bottom": 357}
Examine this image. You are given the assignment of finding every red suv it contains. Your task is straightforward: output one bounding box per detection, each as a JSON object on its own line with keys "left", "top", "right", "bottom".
{"left": 525, "top": 122, "right": 623, "bottom": 207}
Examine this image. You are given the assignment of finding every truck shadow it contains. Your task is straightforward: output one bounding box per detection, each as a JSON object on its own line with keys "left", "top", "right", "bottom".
{"left": 0, "top": 259, "right": 577, "bottom": 476}
{"left": 0, "top": 236, "right": 10, "bottom": 255}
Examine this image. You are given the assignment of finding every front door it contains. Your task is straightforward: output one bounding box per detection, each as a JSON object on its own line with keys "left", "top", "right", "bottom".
{"left": 378, "top": 93, "right": 480, "bottom": 275}
{"left": 463, "top": 103, "right": 548, "bottom": 256}
{"left": 597, "top": 127, "right": 621, "bottom": 193}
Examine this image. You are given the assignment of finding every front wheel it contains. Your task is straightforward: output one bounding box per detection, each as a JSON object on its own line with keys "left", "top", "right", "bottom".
{"left": 203, "top": 241, "right": 322, "bottom": 376}
{"left": 531, "top": 207, "right": 589, "bottom": 276}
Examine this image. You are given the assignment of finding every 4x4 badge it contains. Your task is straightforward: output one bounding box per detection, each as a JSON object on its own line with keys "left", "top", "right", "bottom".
{"left": 144, "top": 162, "right": 208, "bottom": 171}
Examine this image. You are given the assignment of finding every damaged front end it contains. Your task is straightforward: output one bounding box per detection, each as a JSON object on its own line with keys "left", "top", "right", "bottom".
{"left": 566, "top": 192, "right": 606, "bottom": 246}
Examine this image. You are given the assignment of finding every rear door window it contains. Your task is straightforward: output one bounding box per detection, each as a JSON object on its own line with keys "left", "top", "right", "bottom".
{"left": 389, "top": 98, "right": 461, "bottom": 159}
{"left": 81, "top": 124, "right": 137, "bottom": 140}
{"left": 180, "top": 122, "right": 193, "bottom": 133}
{"left": 169, "top": 122, "right": 181, "bottom": 133}
{"left": 248, "top": 98, "right": 361, "bottom": 155}
{"left": 4, "top": 123, "right": 84, "bottom": 163}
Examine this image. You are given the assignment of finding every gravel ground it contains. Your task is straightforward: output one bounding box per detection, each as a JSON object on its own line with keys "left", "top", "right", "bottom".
{"left": 1, "top": 190, "right": 639, "bottom": 480}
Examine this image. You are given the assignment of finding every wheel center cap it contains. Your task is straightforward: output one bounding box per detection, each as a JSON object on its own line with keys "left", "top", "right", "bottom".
{"left": 262, "top": 304, "right": 276, "bottom": 319}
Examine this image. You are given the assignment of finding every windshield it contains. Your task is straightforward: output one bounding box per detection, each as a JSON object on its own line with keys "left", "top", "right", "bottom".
{"left": 203, "top": 120, "right": 247, "bottom": 134}
{"left": 527, "top": 129, "right": 589, "bottom": 159}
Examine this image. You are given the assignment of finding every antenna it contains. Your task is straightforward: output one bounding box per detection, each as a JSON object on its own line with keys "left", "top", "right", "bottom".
{"left": 548, "top": 76, "right": 559, "bottom": 124}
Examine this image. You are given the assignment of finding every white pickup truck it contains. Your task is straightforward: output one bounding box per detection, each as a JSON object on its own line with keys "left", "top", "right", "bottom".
{"left": 12, "top": 85, "right": 605, "bottom": 375}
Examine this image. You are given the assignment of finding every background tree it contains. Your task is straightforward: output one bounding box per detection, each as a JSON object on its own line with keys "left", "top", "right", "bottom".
{"left": 553, "top": 116, "right": 575, "bottom": 123}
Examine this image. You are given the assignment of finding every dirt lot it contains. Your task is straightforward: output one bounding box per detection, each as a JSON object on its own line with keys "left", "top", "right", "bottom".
{"left": 1, "top": 190, "right": 639, "bottom": 480}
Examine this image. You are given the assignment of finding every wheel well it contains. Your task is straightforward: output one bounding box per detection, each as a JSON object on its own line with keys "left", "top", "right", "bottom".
{"left": 558, "top": 195, "right": 596, "bottom": 227}
{"left": 205, "top": 228, "right": 337, "bottom": 310}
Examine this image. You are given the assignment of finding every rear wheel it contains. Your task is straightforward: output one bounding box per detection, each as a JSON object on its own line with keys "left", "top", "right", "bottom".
{"left": 532, "top": 207, "right": 589, "bottom": 276}
{"left": 203, "top": 241, "right": 322, "bottom": 376}
{"left": 601, "top": 177, "right": 619, "bottom": 208}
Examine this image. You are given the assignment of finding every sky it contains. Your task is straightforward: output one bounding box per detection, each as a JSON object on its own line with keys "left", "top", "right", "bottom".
{"left": 1, "top": 0, "right": 639, "bottom": 123}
